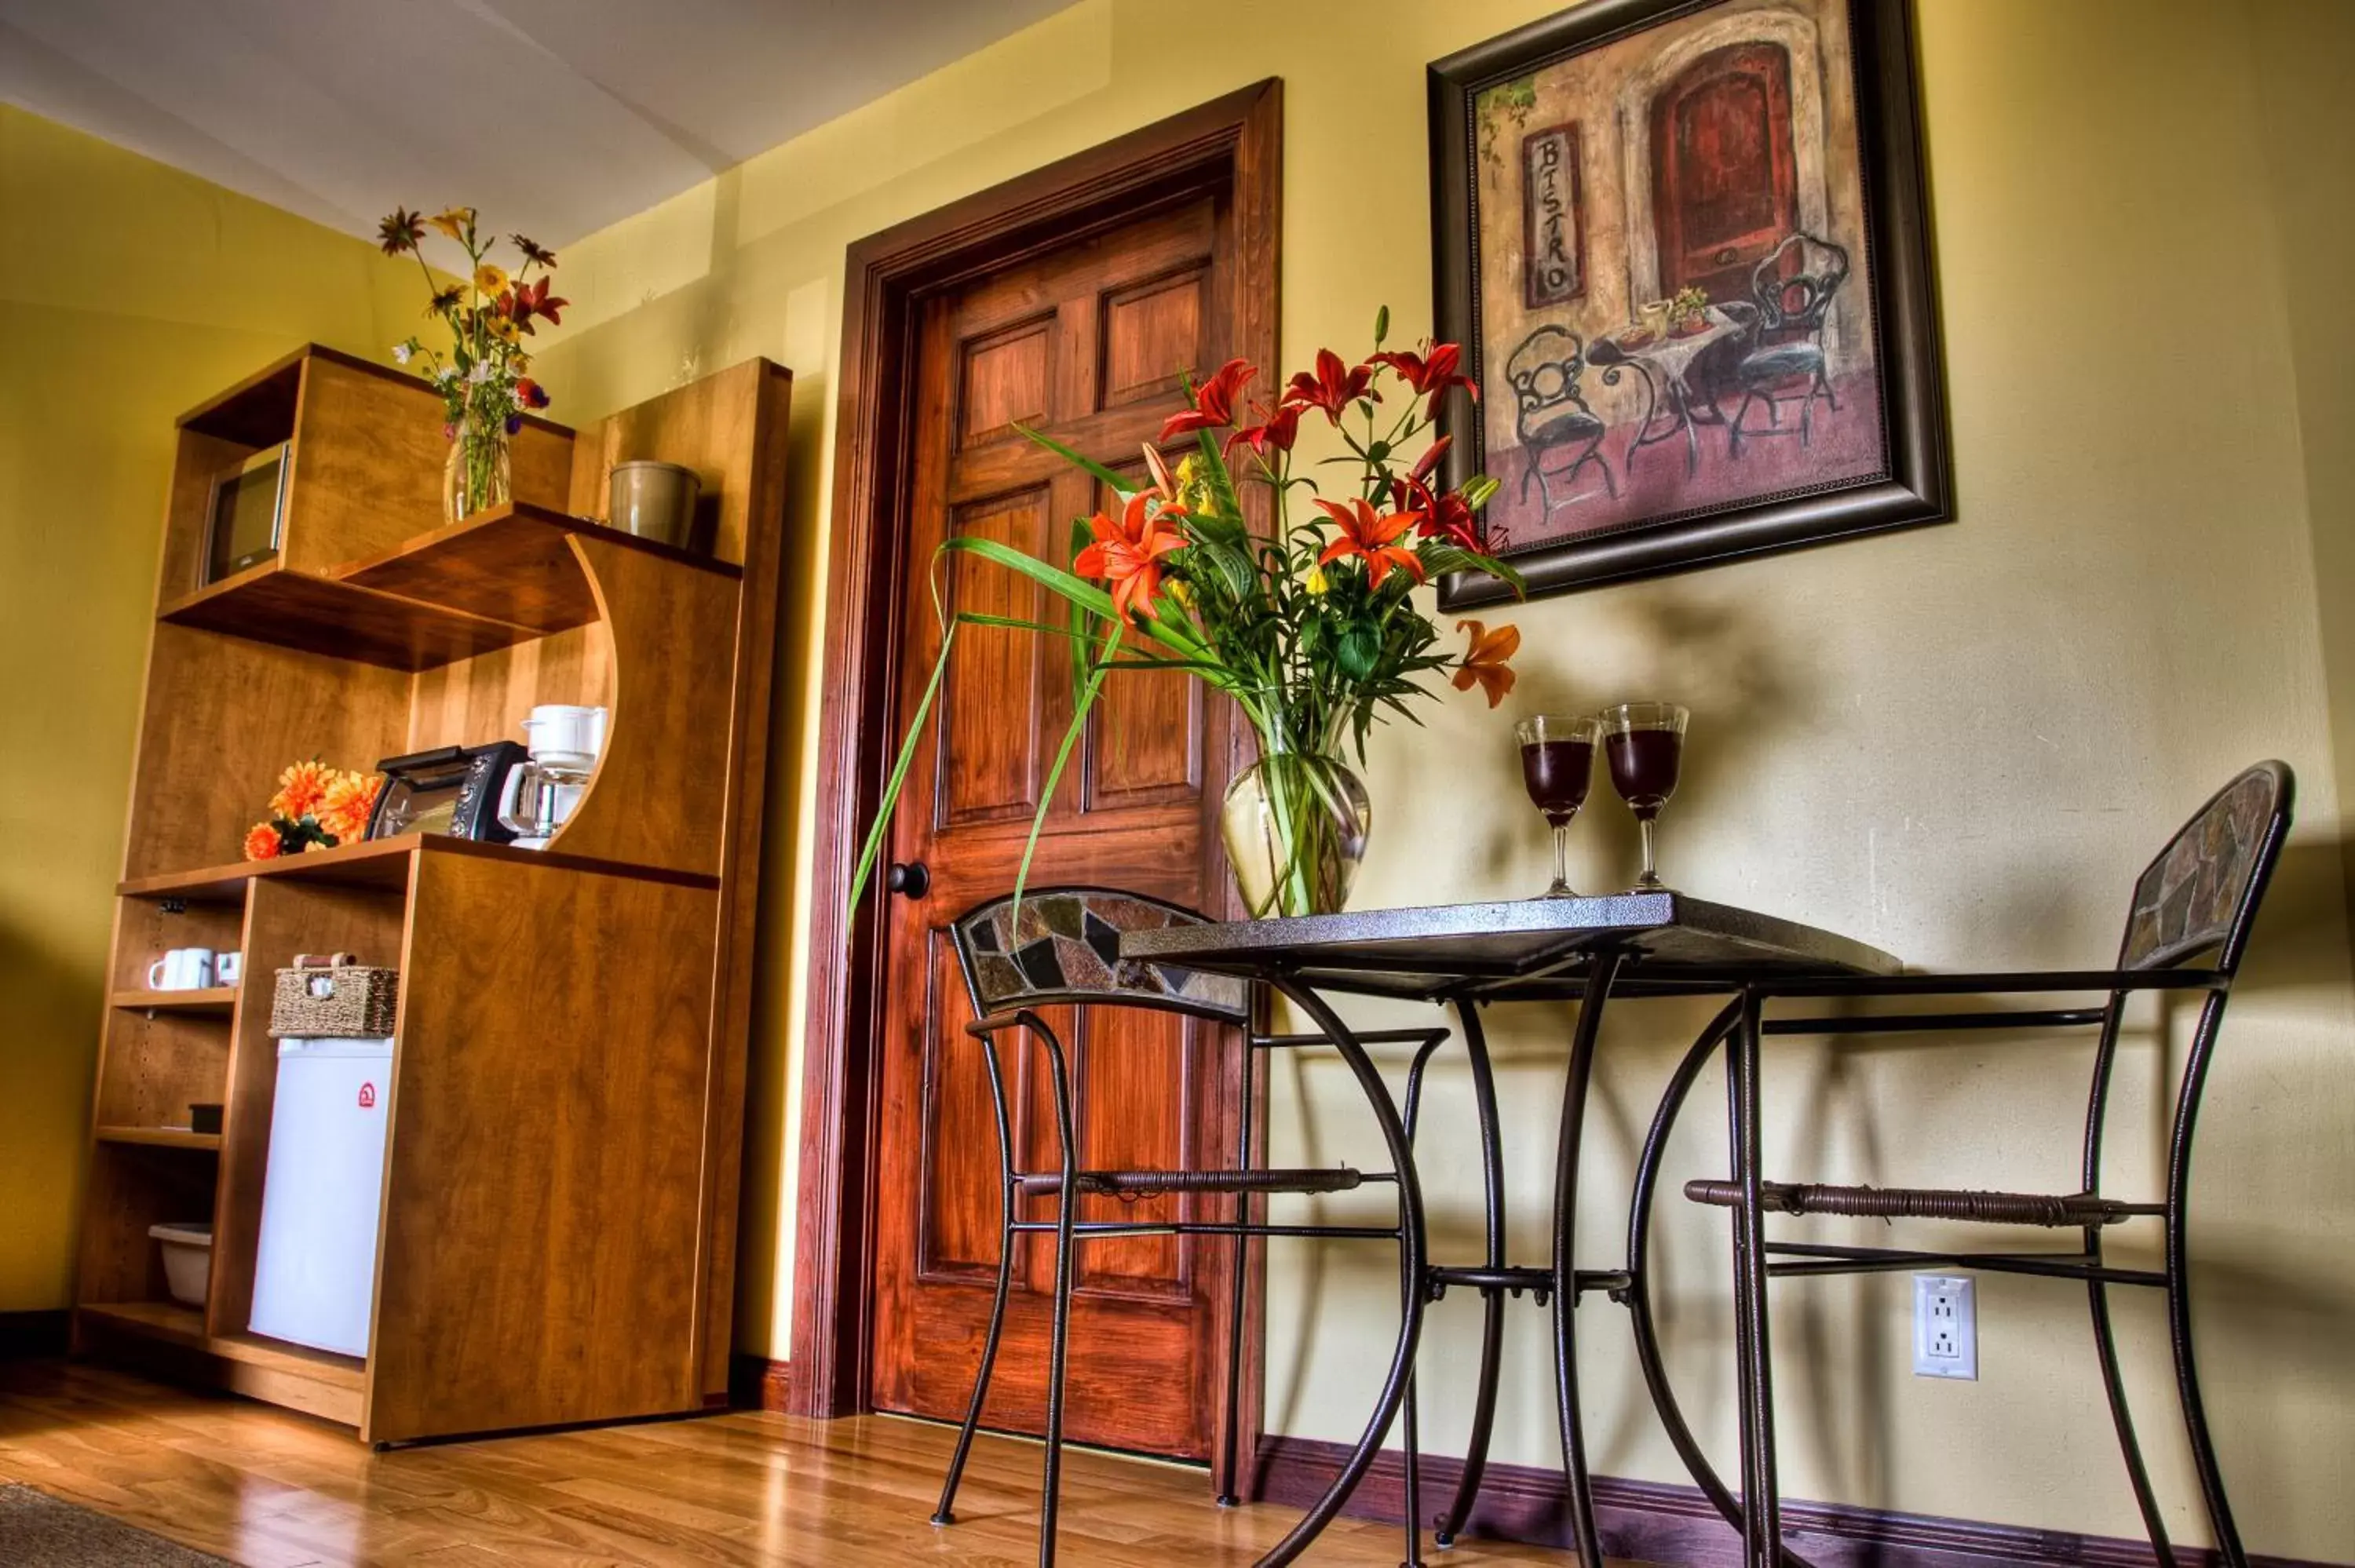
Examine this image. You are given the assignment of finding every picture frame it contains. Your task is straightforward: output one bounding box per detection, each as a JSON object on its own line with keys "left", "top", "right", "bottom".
{"left": 199, "top": 441, "right": 290, "bottom": 586}
{"left": 1429, "top": 0, "right": 1950, "bottom": 610}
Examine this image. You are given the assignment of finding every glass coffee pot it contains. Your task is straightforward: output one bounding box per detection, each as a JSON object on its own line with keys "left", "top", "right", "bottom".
{"left": 496, "top": 757, "right": 591, "bottom": 849}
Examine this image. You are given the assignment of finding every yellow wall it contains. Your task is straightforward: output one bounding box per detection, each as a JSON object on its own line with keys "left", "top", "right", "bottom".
{"left": 0, "top": 105, "right": 419, "bottom": 1311}
{"left": 528, "top": 0, "right": 2355, "bottom": 1551}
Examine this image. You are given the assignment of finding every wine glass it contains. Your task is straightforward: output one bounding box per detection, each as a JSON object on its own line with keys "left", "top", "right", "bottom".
{"left": 1515, "top": 714, "right": 1600, "bottom": 897}
{"left": 1601, "top": 702, "right": 1689, "bottom": 892}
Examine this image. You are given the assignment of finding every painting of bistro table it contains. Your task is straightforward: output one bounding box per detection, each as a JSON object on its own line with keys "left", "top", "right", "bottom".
{"left": 1429, "top": 0, "right": 1949, "bottom": 608}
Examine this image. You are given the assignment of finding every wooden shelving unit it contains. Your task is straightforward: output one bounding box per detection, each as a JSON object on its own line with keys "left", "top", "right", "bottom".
{"left": 78, "top": 344, "right": 793, "bottom": 1444}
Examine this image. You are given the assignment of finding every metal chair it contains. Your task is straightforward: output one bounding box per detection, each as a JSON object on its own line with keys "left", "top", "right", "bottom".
{"left": 1682, "top": 762, "right": 2294, "bottom": 1568}
{"left": 927, "top": 885, "right": 1448, "bottom": 1568}
{"left": 1726, "top": 231, "right": 1849, "bottom": 458}
{"left": 1505, "top": 326, "right": 1616, "bottom": 516}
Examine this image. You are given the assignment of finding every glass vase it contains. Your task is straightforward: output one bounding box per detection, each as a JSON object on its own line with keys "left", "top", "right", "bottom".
{"left": 1218, "top": 730, "right": 1372, "bottom": 919}
{"left": 443, "top": 418, "right": 513, "bottom": 523}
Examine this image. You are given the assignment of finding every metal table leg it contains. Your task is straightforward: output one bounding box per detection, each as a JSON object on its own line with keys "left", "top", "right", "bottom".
{"left": 1431, "top": 997, "right": 1509, "bottom": 1551}
{"left": 1726, "top": 990, "right": 1783, "bottom": 1567}
{"left": 1258, "top": 978, "right": 1430, "bottom": 1568}
{"left": 1551, "top": 950, "right": 1625, "bottom": 1568}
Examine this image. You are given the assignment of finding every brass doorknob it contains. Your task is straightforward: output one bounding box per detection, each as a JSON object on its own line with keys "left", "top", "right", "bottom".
{"left": 886, "top": 862, "right": 930, "bottom": 899}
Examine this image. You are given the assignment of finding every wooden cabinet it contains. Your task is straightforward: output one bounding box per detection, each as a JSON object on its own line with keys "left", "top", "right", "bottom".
{"left": 77, "top": 345, "right": 791, "bottom": 1443}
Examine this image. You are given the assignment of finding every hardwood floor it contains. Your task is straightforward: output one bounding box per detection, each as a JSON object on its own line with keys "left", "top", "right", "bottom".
{"left": 0, "top": 1361, "right": 1572, "bottom": 1566}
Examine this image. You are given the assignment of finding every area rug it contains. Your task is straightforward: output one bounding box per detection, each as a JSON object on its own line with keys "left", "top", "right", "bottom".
{"left": 0, "top": 1483, "right": 236, "bottom": 1566}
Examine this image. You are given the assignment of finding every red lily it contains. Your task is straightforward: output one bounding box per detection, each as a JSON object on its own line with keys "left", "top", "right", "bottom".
{"left": 1314, "top": 498, "right": 1425, "bottom": 589}
{"left": 1074, "top": 492, "right": 1188, "bottom": 620}
{"left": 1408, "top": 435, "right": 1452, "bottom": 483}
{"left": 504, "top": 275, "right": 568, "bottom": 333}
{"left": 1226, "top": 399, "right": 1302, "bottom": 462}
{"left": 1159, "top": 358, "right": 1256, "bottom": 445}
{"left": 1373, "top": 341, "right": 1478, "bottom": 418}
{"left": 1283, "top": 348, "right": 1378, "bottom": 423}
{"left": 1390, "top": 473, "right": 1483, "bottom": 552}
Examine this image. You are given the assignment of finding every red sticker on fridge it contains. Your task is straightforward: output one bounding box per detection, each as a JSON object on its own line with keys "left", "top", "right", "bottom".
{"left": 357, "top": 1082, "right": 377, "bottom": 1109}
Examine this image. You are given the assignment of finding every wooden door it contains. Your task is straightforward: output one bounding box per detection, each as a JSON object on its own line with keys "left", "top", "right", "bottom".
{"left": 1652, "top": 41, "right": 1798, "bottom": 303}
{"left": 868, "top": 191, "right": 1241, "bottom": 1462}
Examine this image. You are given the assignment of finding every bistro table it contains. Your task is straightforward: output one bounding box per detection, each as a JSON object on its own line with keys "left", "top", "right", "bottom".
{"left": 1588, "top": 306, "right": 1747, "bottom": 481}
{"left": 1123, "top": 891, "right": 1899, "bottom": 1566}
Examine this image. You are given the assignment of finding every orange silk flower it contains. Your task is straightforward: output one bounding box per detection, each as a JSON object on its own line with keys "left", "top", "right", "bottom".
{"left": 243, "top": 823, "right": 283, "bottom": 862}
{"left": 1074, "top": 491, "right": 1188, "bottom": 621}
{"left": 1452, "top": 619, "right": 1521, "bottom": 708}
{"left": 269, "top": 759, "right": 336, "bottom": 822}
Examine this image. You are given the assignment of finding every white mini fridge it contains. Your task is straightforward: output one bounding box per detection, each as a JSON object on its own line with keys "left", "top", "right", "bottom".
{"left": 249, "top": 1037, "right": 394, "bottom": 1358}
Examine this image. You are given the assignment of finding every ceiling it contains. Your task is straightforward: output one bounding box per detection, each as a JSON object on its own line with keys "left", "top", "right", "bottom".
{"left": 0, "top": 0, "right": 1072, "bottom": 249}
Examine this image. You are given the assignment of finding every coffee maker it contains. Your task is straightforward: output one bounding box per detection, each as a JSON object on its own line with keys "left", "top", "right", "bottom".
{"left": 496, "top": 704, "right": 607, "bottom": 849}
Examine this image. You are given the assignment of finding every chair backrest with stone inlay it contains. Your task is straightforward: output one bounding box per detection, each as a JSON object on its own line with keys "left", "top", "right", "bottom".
{"left": 2118, "top": 761, "right": 2294, "bottom": 973}
{"left": 949, "top": 886, "right": 1251, "bottom": 1026}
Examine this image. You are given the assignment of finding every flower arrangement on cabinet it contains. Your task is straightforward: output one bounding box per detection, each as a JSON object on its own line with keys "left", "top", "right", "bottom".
{"left": 853, "top": 310, "right": 1526, "bottom": 919}
{"left": 243, "top": 760, "right": 382, "bottom": 861}
{"left": 374, "top": 206, "right": 568, "bottom": 521}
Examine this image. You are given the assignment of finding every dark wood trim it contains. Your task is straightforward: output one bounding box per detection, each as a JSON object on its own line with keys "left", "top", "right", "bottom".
{"left": 728, "top": 1354, "right": 792, "bottom": 1413}
{"left": 787, "top": 77, "right": 1284, "bottom": 1464}
{"left": 1426, "top": 0, "right": 1952, "bottom": 607}
{"left": 1254, "top": 1435, "right": 2345, "bottom": 1568}
{"left": 0, "top": 1309, "right": 68, "bottom": 1361}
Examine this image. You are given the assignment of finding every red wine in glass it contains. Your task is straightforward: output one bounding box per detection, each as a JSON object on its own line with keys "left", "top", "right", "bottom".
{"left": 1601, "top": 703, "right": 1689, "bottom": 890}
{"left": 1514, "top": 715, "right": 1599, "bottom": 896}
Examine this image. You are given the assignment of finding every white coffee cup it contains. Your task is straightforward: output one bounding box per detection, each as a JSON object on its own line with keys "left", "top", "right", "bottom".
{"left": 215, "top": 951, "right": 243, "bottom": 986}
{"left": 147, "top": 948, "right": 214, "bottom": 990}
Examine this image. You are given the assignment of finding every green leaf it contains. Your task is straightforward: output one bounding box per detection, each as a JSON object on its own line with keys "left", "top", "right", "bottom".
{"left": 847, "top": 620, "right": 958, "bottom": 913}
{"left": 1014, "top": 421, "right": 1133, "bottom": 495}
{"left": 1337, "top": 623, "right": 1379, "bottom": 682}
{"left": 1013, "top": 622, "right": 1124, "bottom": 919}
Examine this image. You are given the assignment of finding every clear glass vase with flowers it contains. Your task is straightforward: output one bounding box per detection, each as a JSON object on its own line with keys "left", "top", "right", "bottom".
{"left": 374, "top": 206, "right": 568, "bottom": 522}
{"left": 852, "top": 310, "right": 1527, "bottom": 920}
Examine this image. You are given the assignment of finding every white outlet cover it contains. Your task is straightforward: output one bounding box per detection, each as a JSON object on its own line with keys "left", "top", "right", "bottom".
{"left": 1913, "top": 1274, "right": 1978, "bottom": 1380}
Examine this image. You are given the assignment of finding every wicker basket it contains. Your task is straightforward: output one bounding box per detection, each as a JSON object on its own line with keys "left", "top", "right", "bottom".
{"left": 268, "top": 953, "right": 400, "bottom": 1038}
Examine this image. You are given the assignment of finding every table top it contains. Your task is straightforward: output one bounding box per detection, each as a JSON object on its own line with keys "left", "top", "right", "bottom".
{"left": 1119, "top": 892, "right": 1900, "bottom": 1002}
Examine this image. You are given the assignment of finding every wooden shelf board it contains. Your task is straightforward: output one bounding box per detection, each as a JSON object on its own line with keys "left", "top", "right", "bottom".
{"left": 94, "top": 1125, "right": 222, "bottom": 1150}
{"left": 118, "top": 832, "right": 720, "bottom": 903}
{"left": 336, "top": 501, "right": 741, "bottom": 636}
{"left": 79, "top": 1299, "right": 206, "bottom": 1350}
{"left": 208, "top": 1329, "right": 367, "bottom": 1389}
{"left": 158, "top": 561, "right": 545, "bottom": 673}
{"left": 79, "top": 1301, "right": 366, "bottom": 1391}
{"left": 108, "top": 987, "right": 238, "bottom": 1016}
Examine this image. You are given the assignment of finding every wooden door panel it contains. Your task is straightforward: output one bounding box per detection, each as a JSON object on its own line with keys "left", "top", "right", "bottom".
{"left": 1101, "top": 264, "right": 1210, "bottom": 410}
{"left": 1653, "top": 41, "right": 1798, "bottom": 302}
{"left": 1072, "top": 1009, "right": 1193, "bottom": 1295}
{"left": 872, "top": 186, "right": 1238, "bottom": 1463}
{"left": 939, "top": 487, "right": 1053, "bottom": 826}
{"left": 958, "top": 314, "right": 1057, "bottom": 451}
{"left": 918, "top": 928, "right": 1005, "bottom": 1282}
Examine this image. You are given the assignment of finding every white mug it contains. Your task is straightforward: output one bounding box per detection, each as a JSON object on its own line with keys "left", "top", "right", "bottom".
{"left": 519, "top": 703, "right": 608, "bottom": 767}
{"left": 215, "top": 951, "right": 243, "bottom": 986}
{"left": 147, "top": 948, "right": 214, "bottom": 990}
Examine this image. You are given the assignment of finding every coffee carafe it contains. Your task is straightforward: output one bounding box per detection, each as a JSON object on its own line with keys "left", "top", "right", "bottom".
{"left": 498, "top": 704, "right": 607, "bottom": 849}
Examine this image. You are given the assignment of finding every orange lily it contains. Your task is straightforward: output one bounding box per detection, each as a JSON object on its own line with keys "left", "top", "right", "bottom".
{"left": 1451, "top": 619, "right": 1521, "bottom": 708}
{"left": 1074, "top": 492, "right": 1188, "bottom": 621}
{"left": 1313, "top": 498, "right": 1424, "bottom": 589}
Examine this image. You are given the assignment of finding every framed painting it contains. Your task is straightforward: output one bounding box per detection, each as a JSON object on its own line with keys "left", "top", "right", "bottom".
{"left": 1429, "top": 0, "right": 1949, "bottom": 609}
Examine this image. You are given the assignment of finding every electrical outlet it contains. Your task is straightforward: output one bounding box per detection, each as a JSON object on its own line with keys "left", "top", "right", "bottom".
{"left": 1913, "top": 1274, "right": 1977, "bottom": 1380}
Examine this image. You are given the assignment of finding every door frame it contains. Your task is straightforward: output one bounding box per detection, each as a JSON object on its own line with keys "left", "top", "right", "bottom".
{"left": 787, "top": 78, "right": 1282, "bottom": 1474}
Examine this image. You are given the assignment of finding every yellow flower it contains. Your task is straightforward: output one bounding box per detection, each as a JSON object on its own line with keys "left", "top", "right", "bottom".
{"left": 473, "top": 263, "right": 510, "bottom": 296}
{"left": 489, "top": 312, "right": 521, "bottom": 343}
{"left": 1304, "top": 564, "right": 1330, "bottom": 597}
{"left": 426, "top": 206, "right": 475, "bottom": 242}
{"left": 1166, "top": 578, "right": 1193, "bottom": 608}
